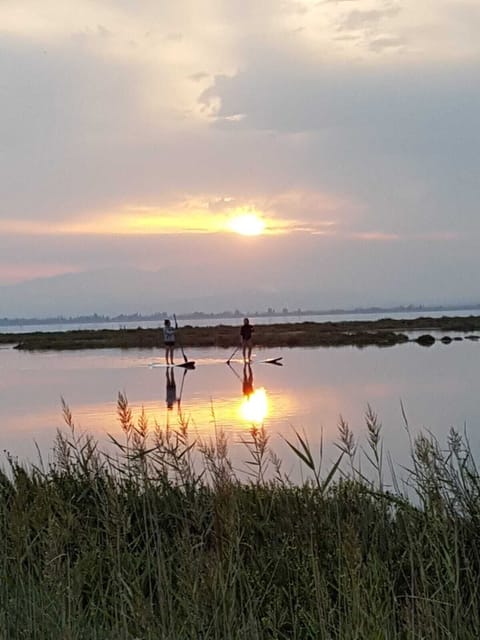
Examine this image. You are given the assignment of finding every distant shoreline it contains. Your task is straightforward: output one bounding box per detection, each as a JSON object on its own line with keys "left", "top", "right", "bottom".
{"left": 1, "top": 303, "right": 480, "bottom": 327}
{"left": 1, "top": 315, "right": 480, "bottom": 351}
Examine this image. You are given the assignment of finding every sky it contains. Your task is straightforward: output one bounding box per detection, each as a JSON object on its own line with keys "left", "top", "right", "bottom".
{"left": 1, "top": 0, "right": 479, "bottom": 317}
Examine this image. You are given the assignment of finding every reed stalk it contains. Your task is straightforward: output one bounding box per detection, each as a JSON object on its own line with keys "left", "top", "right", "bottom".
{"left": 1, "top": 397, "right": 480, "bottom": 638}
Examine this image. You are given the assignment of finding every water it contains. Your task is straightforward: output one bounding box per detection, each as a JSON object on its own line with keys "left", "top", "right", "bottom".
{"left": 1, "top": 341, "right": 480, "bottom": 480}
{"left": 1, "top": 307, "right": 479, "bottom": 333}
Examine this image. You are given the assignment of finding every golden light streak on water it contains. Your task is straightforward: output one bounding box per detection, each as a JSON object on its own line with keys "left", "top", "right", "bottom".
{"left": 239, "top": 388, "right": 269, "bottom": 424}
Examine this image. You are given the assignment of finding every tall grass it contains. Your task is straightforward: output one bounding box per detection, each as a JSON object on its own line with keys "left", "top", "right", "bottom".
{"left": 1, "top": 395, "right": 480, "bottom": 638}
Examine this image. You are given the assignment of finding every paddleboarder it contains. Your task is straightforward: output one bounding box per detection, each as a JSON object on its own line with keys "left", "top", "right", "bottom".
{"left": 240, "top": 317, "right": 254, "bottom": 363}
{"left": 163, "top": 318, "right": 176, "bottom": 364}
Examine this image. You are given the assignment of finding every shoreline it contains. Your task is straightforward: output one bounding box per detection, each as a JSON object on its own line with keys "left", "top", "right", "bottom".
{"left": 1, "top": 314, "right": 480, "bottom": 351}
{"left": 2, "top": 305, "right": 480, "bottom": 328}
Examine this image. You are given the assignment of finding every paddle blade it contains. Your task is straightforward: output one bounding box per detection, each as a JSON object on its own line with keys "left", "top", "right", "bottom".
{"left": 178, "top": 361, "right": 196, "bottom": 369}
{"left": 261, "top": 357, "right": 283, "bottom": 366}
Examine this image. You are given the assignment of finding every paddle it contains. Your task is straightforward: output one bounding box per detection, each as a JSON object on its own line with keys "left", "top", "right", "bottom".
{"left": 226, "top": 346, "right": 239, "bottom": 364}
{"left": 173, "top": 314, "right": 195, "bottom": 369}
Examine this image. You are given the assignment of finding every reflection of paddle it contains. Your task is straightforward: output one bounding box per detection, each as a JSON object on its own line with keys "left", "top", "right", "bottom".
{"left": 178, "top": 368, "right": 188, "bottom": 404}
{"left": 226, "top": 346, "right": 239, "bottom": 364}
{"left": 227, "top": 362, "right": 242, "bottom": 381}
{"left": 173, "top": 314, "right": 195, "bottom": 369}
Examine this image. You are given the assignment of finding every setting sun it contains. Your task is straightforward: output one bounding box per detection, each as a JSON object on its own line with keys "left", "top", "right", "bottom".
{"left": 228, "top": 213, "right": 266, "bottom": 236}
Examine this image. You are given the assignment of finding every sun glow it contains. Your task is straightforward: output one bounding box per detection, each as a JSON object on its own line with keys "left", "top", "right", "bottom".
{"left": 228, "top": 213, "right": 266, "bottom": 236}
{"left": 239, "top": 388, "right": 269, "bottom": 424}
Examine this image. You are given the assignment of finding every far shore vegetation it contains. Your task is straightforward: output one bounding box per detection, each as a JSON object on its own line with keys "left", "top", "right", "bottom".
{"left": 2, "top": 302, "right": 480, "bottom": 327}
{"left": 1, "top": 315, "right": 480, "bottom": 351}
{"left": 2, "top": 397, "right": 480, "bottom": 638}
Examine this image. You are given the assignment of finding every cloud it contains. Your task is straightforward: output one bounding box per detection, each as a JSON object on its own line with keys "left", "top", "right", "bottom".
{"left": 0, "top": 188, "right": 346, "bottom": 240}
{"left": 1, "top": 0, "right": 480, "bottom": 312}
{"left": 199, "top": 49, "right": 480, "bottom": 235}
{"left": 201, "top": 56, "right": 480, "bottom": 138}
{"left": 338, "top": 6, "right": 401, "bottom": 31}
{"left": 368, "top": 35, "right": 406, "bottom": 52}
{"left": 352, "top": 231, "right": 400, "bottom": 241}
{"left": 0, "top": 32, "right": 159, "bottom": 220}
{"left": 189, "top": 71, "right": 210, "bottom": 81}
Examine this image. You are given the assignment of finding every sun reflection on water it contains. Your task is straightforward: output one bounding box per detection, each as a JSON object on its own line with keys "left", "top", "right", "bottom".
{"left": 239, "top": 388, "right": 269, "bottom": 424}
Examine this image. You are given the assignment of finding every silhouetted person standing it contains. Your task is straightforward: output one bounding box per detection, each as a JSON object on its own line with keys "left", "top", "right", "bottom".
{"left": 240, "top": 317, "right": 254, "bottom": 363}
{"left": 163, "top": 318, "right": 176, "bottom": 365}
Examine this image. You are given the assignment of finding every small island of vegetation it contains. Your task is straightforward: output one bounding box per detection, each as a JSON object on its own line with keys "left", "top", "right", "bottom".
{"left": 1, "top": 315, "right": 480, "bottom": 351}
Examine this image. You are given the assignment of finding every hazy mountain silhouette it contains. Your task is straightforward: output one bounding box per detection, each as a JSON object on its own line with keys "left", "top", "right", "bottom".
{"left": 0, "top": 267, "right": 354, "bottom": 318}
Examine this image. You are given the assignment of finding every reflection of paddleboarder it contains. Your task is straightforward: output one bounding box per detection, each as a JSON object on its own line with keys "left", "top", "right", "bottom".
{"left": 242, "top": 363, "right": 254, "bottom": 397}
{"left": 165, "top": 367, "right": 188, "bottom": 412}
{"left": 165, "top": 367, "right": 178, "bottom": 410}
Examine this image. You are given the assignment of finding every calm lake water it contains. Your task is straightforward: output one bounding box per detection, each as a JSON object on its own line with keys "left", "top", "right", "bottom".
{"left": 1, "top": 340, "right": 480, "bottom": 480}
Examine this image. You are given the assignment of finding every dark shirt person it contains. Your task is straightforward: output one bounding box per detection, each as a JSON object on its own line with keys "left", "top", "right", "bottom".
{"left": 240, "top": 317, "right": 254, "bottom": 363}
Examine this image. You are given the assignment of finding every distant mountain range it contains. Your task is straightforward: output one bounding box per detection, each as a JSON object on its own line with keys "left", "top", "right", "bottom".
{"left": 0, "top": 268, "right": 263, "bottom": 318}
{"left": 0, "top": 267, "right": 478, "bottom": 323}
{"left": 0, "top": 267, "right": 358, "bottom": 319}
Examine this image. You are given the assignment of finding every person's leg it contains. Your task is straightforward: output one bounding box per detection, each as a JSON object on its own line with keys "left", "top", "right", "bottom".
{"left": 169, "top": 345, "right": 175, "bottom": 365}
{"left": 247, "top": 341, "right": 252, "bottom": 363}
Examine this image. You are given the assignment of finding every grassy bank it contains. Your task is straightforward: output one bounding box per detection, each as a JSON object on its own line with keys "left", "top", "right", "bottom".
{"left": 1, "top": 314, "right": 480, "bottom": 350}
{"left": 2, "top": 399, "right": 480, "bottom": 638}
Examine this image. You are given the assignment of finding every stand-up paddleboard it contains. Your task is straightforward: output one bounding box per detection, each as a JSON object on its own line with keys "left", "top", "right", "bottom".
{"left": 150, "top": 356, "right": 282, "bottom": 369}
{"left": 150, "top": 361, "right": 195, "bottom": 369}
